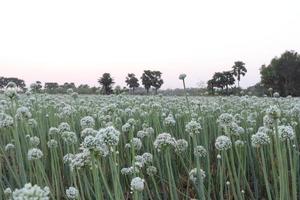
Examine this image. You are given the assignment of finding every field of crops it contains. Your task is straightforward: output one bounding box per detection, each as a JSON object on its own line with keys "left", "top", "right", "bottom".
{"left": 0, "top": 91, "right": 299, "bottom": 199}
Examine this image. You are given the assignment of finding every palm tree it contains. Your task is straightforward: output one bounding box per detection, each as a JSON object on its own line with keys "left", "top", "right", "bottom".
{"left": 232, "top": 61, "right": 247, "bottom": 88}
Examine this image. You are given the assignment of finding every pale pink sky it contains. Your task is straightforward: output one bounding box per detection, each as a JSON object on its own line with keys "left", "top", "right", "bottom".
{"left": 1, "top": 0, "right": 300, "bottom": 89}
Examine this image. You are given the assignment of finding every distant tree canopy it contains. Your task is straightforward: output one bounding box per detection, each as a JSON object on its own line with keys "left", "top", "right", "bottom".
{"left": 207, "top": 70, "right": 235, "bottom": 95}
{"left": 98, "top": 73, "right": 114, "bottom": 95}
{"left": 125, "top": 73, "right": 139, "bottom": 93}
{"left": 260, "top": 50, "right": 300, "bottom": 96}
{"left": 0, "top": 77, "right": 26, "bottom": 90}
{"left": 141, "top": 70, "right": 164, "bottom": 94}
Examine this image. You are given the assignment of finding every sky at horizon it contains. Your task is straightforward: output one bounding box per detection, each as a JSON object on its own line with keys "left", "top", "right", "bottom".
{"left": 1, "top": 0, "right": 300, "bottom": 89}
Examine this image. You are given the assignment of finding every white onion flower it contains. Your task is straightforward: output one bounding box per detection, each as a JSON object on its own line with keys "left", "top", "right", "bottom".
{"left": 130, "top": 177, "right": 145, "bottom": 192}
{"left": 215, "top": 135, "right": 232, "bottom": 151}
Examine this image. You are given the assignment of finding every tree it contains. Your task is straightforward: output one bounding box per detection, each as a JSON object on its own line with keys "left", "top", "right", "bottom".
{"left": 125, "top": 73, "right": 139, "bottom": 94}
{"left": 0, "top": 77, "right": 26, "bottom": 90}
{"left": 30, "top": 81, "right": 42, "bottom": 93}
{"left": 141, "top": 70, "right": 152, "bottom": 94}
{"left": 98, "top": 73, "right": 114, "bottom": 95}
{"left": 222, "top": 71, "right": 235, "bottom": 94}
{"left": 44, "top": 82, "right": 59, "bottom": 93}
{"left": 232, "top": 61, "right": 247, "bottom": 88}
{"left": 260, "top": 50, "right": 300, "bottom": 96}
{"left": 208, "top": 71, "right": 235, "bottom": 95}
{"left": 151, "top": 71, "right": 164, "bottom": 94}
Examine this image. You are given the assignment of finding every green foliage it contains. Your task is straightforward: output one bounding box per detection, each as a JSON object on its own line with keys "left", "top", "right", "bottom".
{"left": 207, "top": 71, "right": 235, "bottom": 95}
{"left": 125, "top": 73, "right": 139, "bottom": 94}
{"left": 0, "top": 77, "right": 26, "bottom": 89}
{"left": 98, "top": 73, "right": 115, "bottom": 95}
{"left": 260, "top": 50, "right": 300, "bottom": 96}
{"left": 232, "top": 61, "right": 247, "bottom": 87}
{"left": 141, "top": 70, "right": 164, "bottom": 94}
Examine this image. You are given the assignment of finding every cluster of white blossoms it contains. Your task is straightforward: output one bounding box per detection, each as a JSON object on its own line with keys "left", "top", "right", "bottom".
{"left": 66, "top": 186, "right": 79, "bottom": 199}
{"left": 121, "top": 166, "right": 140, "bottom": 175}
{"left": 28, "top": 148, "right": 43, "bottom": 161}
{"left": 12, "top": 183, "right": 50, "bottom": 200}
{"left": 97, "top": 126, "right": 120, "bottom": 146}
{"left": 15, "top": 106, "right": 32, "bottom": 119}
{"left": 61, "top": 131, "right": 78, "bottom": 145}
{"left": 48, "top": 127, "right": 59, "bottom": 136}
{"left": 251, "top": 132, "right": 271, "bottom": 148}
{"left": 130, "top": 177, "right": 145, "bottom": 192}
{"left": 130, "top": 137, "right": 143, "bottom": 151}
{"left": 277, "top": 125, "right": 295, "bottom": 141}
{"left": 174, "top": 139, "right": 189, "bottom": 153}
{"left": 69, "top": 148, "right": 91, "bottom": 171}
{"left": 0, "top": 113, "right": 14, "bottom": 129}
{"left": 185, "top": 120, "right": 202, "bottom": 136}
{"left": 146, "top": 166, "right": 158, "bottom": 176}
{"left": 153, "top": 133, "right": 176, "bottom": 152}
{"left": 58, "top": 122, "right": 71, "bottom": 133}
{"left": 217, "top": 113, "right": 234, "bottom": 128}
{"left": 215, "top": 135, "right": 232, "bottom": 151}
{"left": 29, "top": 136, "right": 40, "bottom": 147}
{"left": 47, "top": 139, "right": 58, "bottom": 149}
{"left": 189, "top": 168, "right": 206, "bottom": 184}
{"left": 80, "top": 116, "right": 95, "bottom": 129}
{"left": 194, "top": 145, "right": 207, "bottom": 158}
{"left": 266, "top": 105, "right": 281, "bottom": 119}
{"left": 163, "top": 114, "right": 176, "bottom": 127}
{"left": 80, "top": 128, "right": 98, "bottom": 138}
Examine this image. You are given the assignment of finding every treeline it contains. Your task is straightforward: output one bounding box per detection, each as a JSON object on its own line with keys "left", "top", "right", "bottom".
{"left": 2, "top": 50, "right": 300, "bottom": 96}
{"left": 207, "top": 61, "right": 247, "bottom": 95}
{"left": 0, "top": 70, "right": 165, "bottom": 95}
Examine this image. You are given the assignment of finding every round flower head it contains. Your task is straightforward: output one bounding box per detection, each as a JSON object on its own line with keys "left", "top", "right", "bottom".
{"left": 28, "top": 148, "right": 43, "bottom": 160}
{"left": 97, "top": 126, "right": 120, "bottom": 146}
{"left": 66, "top": 186, "right": 79, "bottom": 199}
{"left": 131, "top": 137, "right": 142, "bottom": 151}
{"left": 153, "top": 133, "right": 176, "bottom": 152}
{"left": 164, "top": 114, "right": 176, "bottom": 127}
{"left": 122, "top": 123, "right": 132, "bottom": 133}
{"left": 61, "top": 131, "right": 78, "bottom": 145}
{"left": 194, "top": 145, "right": 207, "bottom": 158}
{"left": 58, "top": 122, "right": 71, "bottom": 133}
{"left": 48, "top": 127, "right": 59, "bottom": 136}
{"left": 29, "top": 136, "right": 40, "bottom": 147}
{"left": 263, "top": 115, "right": 275, "bottom": 129}
{"left": 81, "top": 128, "right": 98, "bottom": 138}
{"left": 175, "top": 139, "right": 188, "bottom": 153}
{"left": 179, "top": 73, "right": 187, "bottom": 80}
{"left": 273, "top": 92, "right": 280, "bottom": 98}
{"left": 217, "top": 113, "right": 234, "bottom": 127}
{"left": 215, "top": 135, "right": 232, "bottom": 151}
{"left": 266, "top": 105, "right": 281, "bottom": 119}
{"left": 47, "top": 139, "right": 58, "bottom": 149}
{"left": 130, "top": 177, "right": 145, "bottom": 192}
{"left": 13, "top": 183, "right": 50, "bottom": 200}
{"left": 251, "top": 132, "right": 271, "bottom": 147}
{"left": 28, "top": 118, "right": 38, "bottom": 128}
{"left": 146, "top": 166, "right": 158, "bottom": 176}
{"left": 0, "top": 113, "right": 14, "bottom": 129}
{"left": 5, "top": 143, "right": 15, "bottom": 151}
{"left": 234, "top": 140, "right": 245, "bottom": 147}
{"left": 189, "top": 168, "right": 206, "bottom": 184}
{"left": 142, "top": 152, "right": 153, "bottom": 165}
{"left": 277, "top": 125, "right": 295, "bottom": 141}
{"left": 80, "top": 116, "right": 95, "bottom": 129}
{"left": 15, "top": 106, "right": 32, "bottom": 119}
{"left": 185, "top": 120, "right": 202, "bottom": 136}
